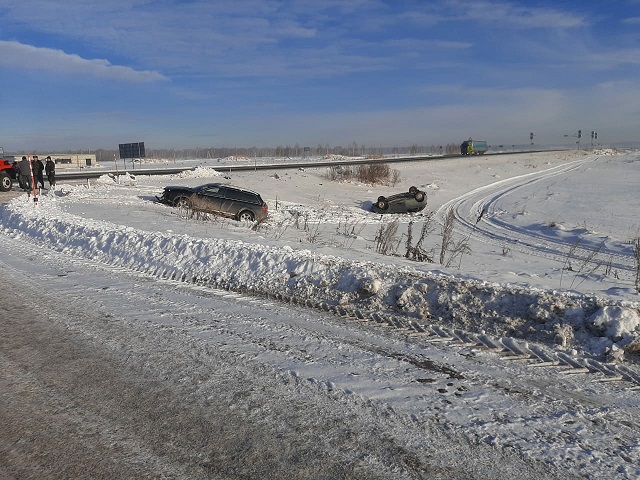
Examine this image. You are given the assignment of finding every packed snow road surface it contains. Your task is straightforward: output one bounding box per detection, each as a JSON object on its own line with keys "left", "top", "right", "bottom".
{"left": 1, "top": 232, "right": 578, "bottom": 480}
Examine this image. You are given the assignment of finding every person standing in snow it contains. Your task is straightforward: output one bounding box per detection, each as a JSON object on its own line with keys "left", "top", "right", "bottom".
{"left": 45, "top": 156, "right": 56, "bottom": 188}
{"left": 32, "top": 155, "right": 46, "bottom": 189}
{"left": 18, "top": 156, "right": 32, "bottom": 191}
{"left": 12, "top": 160, "right": 22, "bottom": 188}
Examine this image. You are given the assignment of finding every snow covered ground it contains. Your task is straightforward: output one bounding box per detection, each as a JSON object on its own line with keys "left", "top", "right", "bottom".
{"left": 1, "top": 149, "right": 639, "bottom": 478}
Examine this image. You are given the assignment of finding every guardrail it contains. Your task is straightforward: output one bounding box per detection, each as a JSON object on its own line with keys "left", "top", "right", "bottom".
{"left": 54, "top": 150, "right": 561, "bottom": 181}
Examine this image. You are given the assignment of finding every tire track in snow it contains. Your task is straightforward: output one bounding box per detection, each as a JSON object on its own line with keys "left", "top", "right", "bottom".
{"left": 436, "top": 155, "right": 635, "bottom": 278}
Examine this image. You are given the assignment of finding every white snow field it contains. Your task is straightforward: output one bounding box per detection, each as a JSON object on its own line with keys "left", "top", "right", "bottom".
{"left": 1, "top": 149, "right": 639, "bottom": 479}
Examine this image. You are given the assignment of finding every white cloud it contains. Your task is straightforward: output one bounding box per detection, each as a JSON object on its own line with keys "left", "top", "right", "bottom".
{"left": 583, "top": 48, "right": 640, "bottom": 68}
{"left": 444, "top": 0, "right": 586, "bottom": 29}
{"left": 0, "top": 41, "right": 167, "bottom": 82}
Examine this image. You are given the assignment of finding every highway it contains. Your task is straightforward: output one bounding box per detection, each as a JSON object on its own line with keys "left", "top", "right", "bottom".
{"left": 54, "top": 150, "right": 557, "bottom": 181}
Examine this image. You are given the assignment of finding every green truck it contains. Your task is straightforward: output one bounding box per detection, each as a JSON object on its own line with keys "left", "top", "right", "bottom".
{"left": 460, "top": 139, "right": 488, "bottom": 156}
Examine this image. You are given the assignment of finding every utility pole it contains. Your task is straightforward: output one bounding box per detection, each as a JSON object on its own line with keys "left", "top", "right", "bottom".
{"left": 564, "top": 130, "right": 582, "bottom": 150}
{"left": 577, "top": 129, "right": 581, "bottom": 149}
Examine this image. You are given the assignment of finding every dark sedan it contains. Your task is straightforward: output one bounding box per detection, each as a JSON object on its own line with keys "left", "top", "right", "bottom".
{"left": 157, "top": 183, "right": 268, "bottom": 222}
{"left": 371, "top": 186, "right": 427, "bottom": 214}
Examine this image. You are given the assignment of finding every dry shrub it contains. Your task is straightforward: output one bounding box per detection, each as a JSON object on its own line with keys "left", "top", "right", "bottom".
{"left": 439, "top": 208, "right": 455, "bottom": 265}
{"left": 326, "top": 165, "right": 353, "bottom": 181}
{"left": 375, "top": 219, "right": 399, "bottom": 255}
{"left": 560, "top": 238, "right": 606, "bottom": 289}
{"left": 178, "top": 196, "right": 213, "bottom": 221}
{"left": 439, "top": 207, "right": 471, "bottom": 268}
{"left": 356, "top": 163, "right": 388, "bottom": 183}
{"left": 326, "top": 162, "right": 399, "bottom": 186}
{"left": 404, "top": 216, "right": 435, "bottom": 262}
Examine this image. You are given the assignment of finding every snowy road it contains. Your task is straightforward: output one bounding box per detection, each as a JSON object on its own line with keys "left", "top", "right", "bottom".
{"left": 1, "top": 221, "right": 637, "bottom": 478}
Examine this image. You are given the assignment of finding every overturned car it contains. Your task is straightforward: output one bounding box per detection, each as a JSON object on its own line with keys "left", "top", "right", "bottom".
{"left": 371, "top": 186, "right": 427, "bottom": 214}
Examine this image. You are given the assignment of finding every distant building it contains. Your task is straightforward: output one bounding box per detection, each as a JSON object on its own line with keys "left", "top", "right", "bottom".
{"left": 46, "top": 153, "right": 97, "bottom": 168}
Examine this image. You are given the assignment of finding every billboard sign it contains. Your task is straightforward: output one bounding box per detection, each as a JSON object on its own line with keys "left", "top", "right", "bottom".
{"left": 118, "top": 142, "right": 146, "bottom": 159}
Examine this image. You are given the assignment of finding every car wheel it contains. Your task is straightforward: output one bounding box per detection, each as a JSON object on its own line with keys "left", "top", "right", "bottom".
{"left": 409, "top": 186, "right": 418, "bottom": 195}
{"left": 376, "top": 199, "right": 389, "bottom": 210}
{"left": 414, "top": 191, "right": 425, "bottom": 202}
{"left": 0, "top": 172, "right": 12, "bottom": 192}
{"left": 174, "top": 197, "right": 190, "bottom": 209}
{"left": 238, "top": 210, "right": 255, "bottom": 222}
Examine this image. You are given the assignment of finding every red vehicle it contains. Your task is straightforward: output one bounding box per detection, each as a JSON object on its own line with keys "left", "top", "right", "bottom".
{"left": 0, "top": 147, "right": 16, "bottom": 192}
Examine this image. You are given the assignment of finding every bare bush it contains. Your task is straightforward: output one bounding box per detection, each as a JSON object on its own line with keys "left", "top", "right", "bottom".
{"left": 439, "top": 208, "right": 471, "bottom": 268}
{"left": 375, "top": 219, "right": 400, "bottom": 255}
{"left": 326, "top": 165, "right": 354, "bottom": 182}
{"left": 569, "top": 241, "right": 605, "bottom": 289}
{"left": 560, "top": 238, "right": 581, "bottom": 288}
{"left": 326, "top": 162, "right": 399, "bottom": 186}
{"left": 404, "top": 215, "right": 436, "bottom": 262}
{"left": 356, "top": 163, "right": 389, "bottom": 184}
{"left": 250, "top": 216, "right": 268, "bottom": 232}
{"left": 305, "top": 222, "right": 323, "bottom": 244}
{"left": 266, "top": 220, "right": 289, "bottom": 239}
{"left": 325, "top": 167, "right": 337, "bottom": 181}
{"left": 177, "top": 196, "right": 214, "bottom": 222}
{"left": 560, "top": 238, "right": 605, "bottom": 289}
{"left": 444, "top": 235, "right": 472, "bottom": 268}
{"left": 389, "top": 169, "right": 401, "bottom": 186}
{"left": 336, "top": 217, "right": 365, "bottom": 238}
{"left": 334, "top": 217, "right": 366, "bottom": 249}
{"left": 439, "top": 208, "right": 455, "bottom": 265}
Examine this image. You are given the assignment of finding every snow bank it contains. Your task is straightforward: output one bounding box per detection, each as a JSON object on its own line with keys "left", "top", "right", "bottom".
{"left": 589, "top": 306, "right": 640, "bottom": 345}
{"left": 3, "top": 187, "right": 639, "bottom": 362}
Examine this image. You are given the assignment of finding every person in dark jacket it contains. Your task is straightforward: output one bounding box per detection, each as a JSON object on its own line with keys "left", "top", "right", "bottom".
{"left": 32, "top": 155, "right": 46, "bottom": 189}
{"left": 45, "top": 156, "right": 56, "bottom": 188}
{"left": 18, "top": 156, "right": 32, "bottom": 191}
{"left": 12, "top": 161, "right": 22, "bottom": 189}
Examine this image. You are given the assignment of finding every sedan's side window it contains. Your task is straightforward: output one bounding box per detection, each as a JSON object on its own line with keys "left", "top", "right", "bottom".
{"left": 202, "top": 186, "right": 225, "bottom": 197}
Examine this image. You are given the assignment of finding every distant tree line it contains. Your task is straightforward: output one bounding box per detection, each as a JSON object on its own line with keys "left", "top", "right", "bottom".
{"left": 93, "top": 142, "right": 461, "bottom": 162}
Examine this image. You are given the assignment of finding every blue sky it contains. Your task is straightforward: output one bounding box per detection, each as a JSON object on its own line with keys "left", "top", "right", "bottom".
{"left": 1, "top": 0, "right": 639, "bottom": 151}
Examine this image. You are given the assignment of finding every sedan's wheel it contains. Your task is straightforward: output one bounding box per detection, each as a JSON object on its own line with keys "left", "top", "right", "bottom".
{"left": 175, "top": 197, "right": 190, "bottom": 209}
{"left": 409, "top": 186, "right": 418, "bottom": 195}
{"left": 238, "top": 210, "right": 255, "bottom": 222}
{"left": 414, "top": 191, "right": 425, "bottom": 202}
{"left": 376, "top": 199, "right": 389, "bottom": 210}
